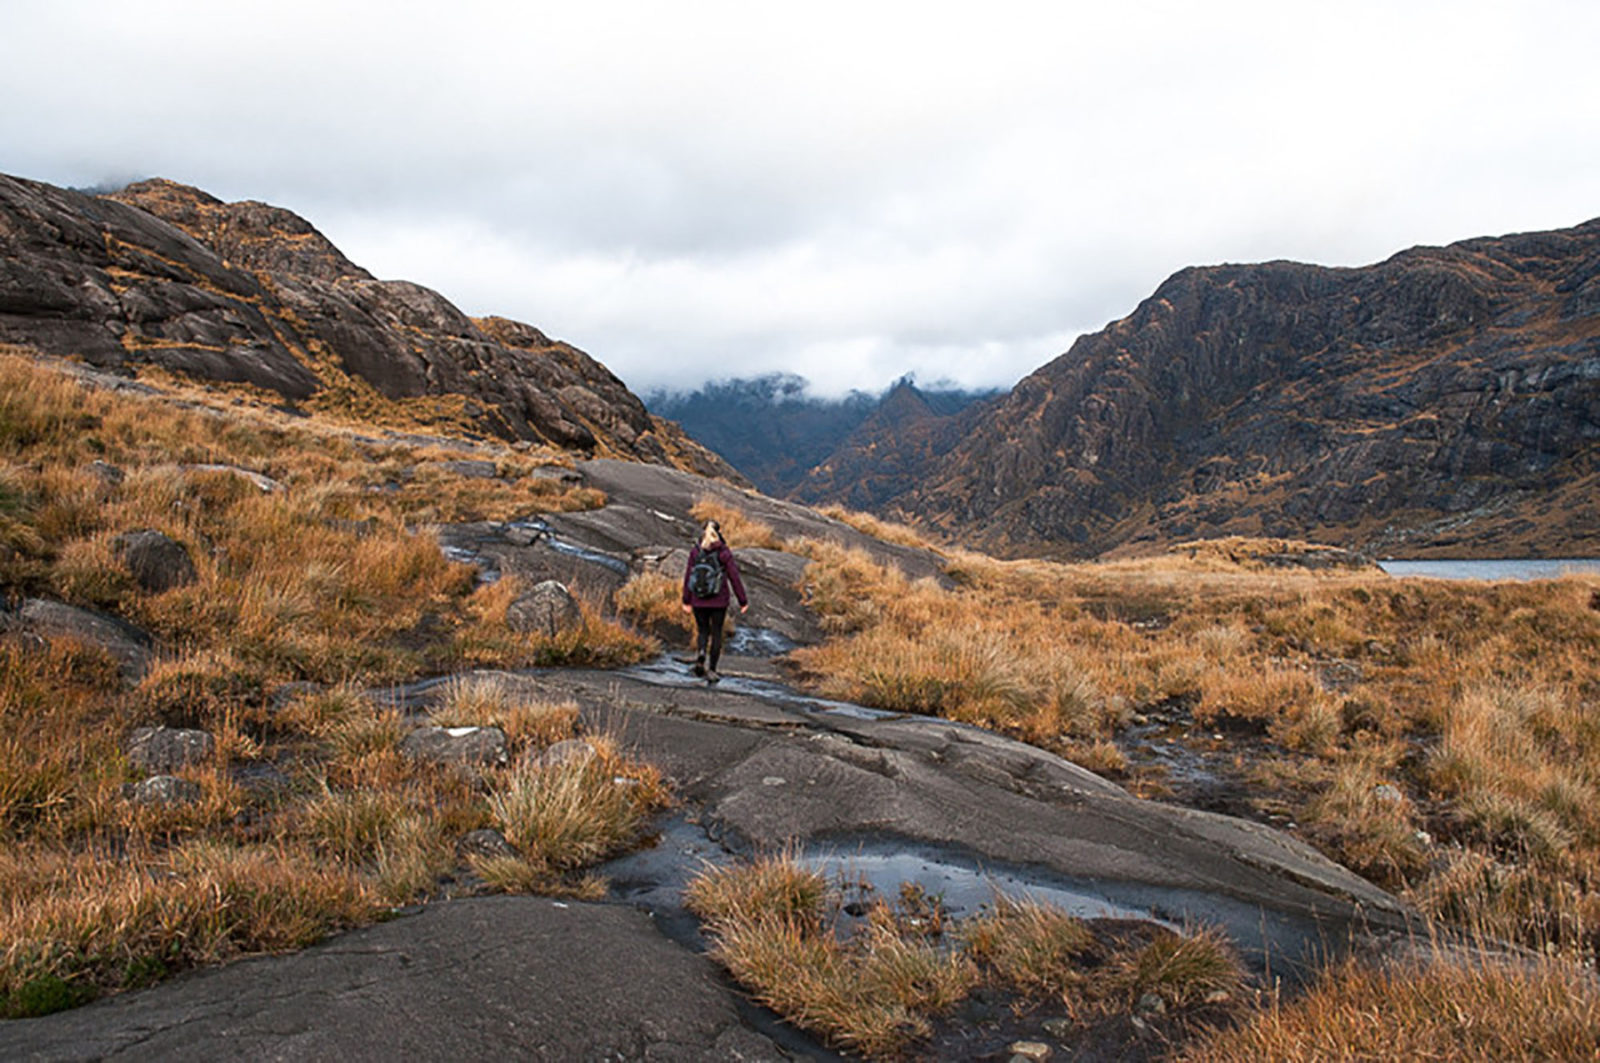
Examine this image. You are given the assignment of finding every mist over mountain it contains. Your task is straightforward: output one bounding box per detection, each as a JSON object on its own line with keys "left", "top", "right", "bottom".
{"left": 645, "top": 374, "right": 999, "bottom": 498}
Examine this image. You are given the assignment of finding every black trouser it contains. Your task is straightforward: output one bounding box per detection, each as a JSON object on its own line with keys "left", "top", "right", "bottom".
{"left": 693, "top": 606, "right": 727, "bottom": 670}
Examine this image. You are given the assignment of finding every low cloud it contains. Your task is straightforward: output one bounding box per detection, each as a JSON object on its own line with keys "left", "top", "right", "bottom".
{"left": 4, "top": 0, "right": 1598, "bottom": 397}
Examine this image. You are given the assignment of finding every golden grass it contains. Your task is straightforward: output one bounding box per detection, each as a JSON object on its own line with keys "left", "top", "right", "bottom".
{"left": 432, "top": 673, "right": 581, "bottom": 753}
{"left": 0, "top": 352, "right": 670, "bottom": 1014}
{"left": 689, "top": 496, "right": 784, "bottom": 550}
{"left": 816, "top": 504, "right": 940, "bottom": 550}
{"left": 481, "top": 736, "right": 667, "bottom": 886}
{"left": 613, "top": 569, "right": 693, "bottom": 637}
{"left": 1182, "top": 950, "right": 1600, "bottom": 1061}
{"left": 688, "top": 853, "right": 1246, "bottom": 1059}
{"left": 790, "top": 534, "right": 1600, "bottom": 962}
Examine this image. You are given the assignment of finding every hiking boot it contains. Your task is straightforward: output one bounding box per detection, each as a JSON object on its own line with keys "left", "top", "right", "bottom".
{"left": 691, "top": 656, "right": 706, "bottom": 677}
{"left": 706, "top": 669, "right": 721, "bottom": 685}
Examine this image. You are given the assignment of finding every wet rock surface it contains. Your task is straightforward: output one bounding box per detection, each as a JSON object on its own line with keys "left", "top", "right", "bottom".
{"left": 0, "top": 898, "right": 794, "bottom": 1062}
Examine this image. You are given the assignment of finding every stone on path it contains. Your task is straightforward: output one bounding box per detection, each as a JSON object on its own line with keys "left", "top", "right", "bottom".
{"left": 505, "top": 580, "right": 583, "bottom": 638}
{"left": 399, "top": 726, "right": 509, "bottom": 767}
{"left": 457, "top": 828, "right": 518, "bottom": 860}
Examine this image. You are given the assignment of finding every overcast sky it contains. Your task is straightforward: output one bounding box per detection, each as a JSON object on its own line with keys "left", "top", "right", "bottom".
{"left": 4, "top": 1, "right": 1598, "bottom": 397}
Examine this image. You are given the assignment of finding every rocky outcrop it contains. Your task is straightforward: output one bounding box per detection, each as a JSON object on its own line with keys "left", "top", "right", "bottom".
{"left": 875, "top": 218, "right": 1600, "bottom": 558}
{"left": 504, "top": 580, "right": 584, "bottom": 637}
{"left": 0, "top": 173, "right": 740, "bottom": 482}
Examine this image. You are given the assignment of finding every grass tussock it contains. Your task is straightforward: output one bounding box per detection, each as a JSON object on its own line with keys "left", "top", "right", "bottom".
{"left": 687, "top": 853, "right": 1243, "bottom": 1059}
{"left": 0, "top": 352, "right": 671, "bottom": 1014}
{"left": 817, "top": 504, "right": 939, "bottom": 550}
{"left": 1182, "top": 950, "right": 1600, "bottom": 1061}
{"left": 689, "top": 496, "right": 784, "bottom": 551}
{"left": 484, "top": 737, "right": 667, "bottom": 883}
{"left": 613, "top": 569, "right": 693, "bottom": 638}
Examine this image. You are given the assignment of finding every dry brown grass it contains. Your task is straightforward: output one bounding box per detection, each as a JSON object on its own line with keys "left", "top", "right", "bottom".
{"left": 1182, "top": 949, "right": 1600, "bottom": 1061}
{"left": 688, "top": 853, "right": 1246, "bottom": 1059}
{"left": 0, "top": 352, "right": 668, "bottom": 1015}
{"left": 613, "top": 569, "right": 694, "bottom": 638}
{"left": 791, "top": 534, "right": 1600, "bottom": 962}
{"left": 689, "top": 496, "right": 784, "bottom": 550}
{"left": 816, "top": 504, "right": 940, "bottom": 550}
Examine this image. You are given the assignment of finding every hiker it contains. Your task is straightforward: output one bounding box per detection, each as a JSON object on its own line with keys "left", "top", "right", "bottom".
{"left": 681, "top": 518, "right": 749, "bottom": 683}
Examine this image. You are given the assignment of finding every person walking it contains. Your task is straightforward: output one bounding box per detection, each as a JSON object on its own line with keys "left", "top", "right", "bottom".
{"left": 681, "top": 519, "right": 749, "bottom": 684}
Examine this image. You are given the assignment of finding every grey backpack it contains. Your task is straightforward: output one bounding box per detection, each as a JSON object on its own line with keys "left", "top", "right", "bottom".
{"left": 688, "top": 549, "right": 724, "bottom": 599}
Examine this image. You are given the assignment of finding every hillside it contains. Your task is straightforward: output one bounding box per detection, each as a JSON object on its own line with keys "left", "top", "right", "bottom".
{"left": 0, "top": 173, "right": 739, "bottom": 483}
{"left": 873, "top": 219, "right": 1600, "bottom": 559}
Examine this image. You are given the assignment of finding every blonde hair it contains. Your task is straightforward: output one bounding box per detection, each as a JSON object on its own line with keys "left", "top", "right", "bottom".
{"left": 698, "top": 520, "right": 724, "bottom": 551}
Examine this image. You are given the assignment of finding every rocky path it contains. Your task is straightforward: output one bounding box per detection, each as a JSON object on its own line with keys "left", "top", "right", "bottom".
{"left": 1, "top": 653, "right": 1418, "bottom": 1061}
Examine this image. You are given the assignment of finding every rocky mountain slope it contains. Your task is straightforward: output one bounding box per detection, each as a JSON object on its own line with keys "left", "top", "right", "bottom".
{"left": 874, "top": 218, "right": 1600, "bottom": 559}
{"left": 0, "top": 173, "right": 737, "bottom": 480}
{"left": 788, "top": 377, "right": 998, "bottom": 511}
{"left": 647, "top": 374, "right": 997, "bottom": 500}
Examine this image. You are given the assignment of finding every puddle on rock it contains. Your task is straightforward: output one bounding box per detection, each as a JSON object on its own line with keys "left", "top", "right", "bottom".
{"left": 507, "top": 517, "right": 631, "bottom": 576}
{"left": 725, "top": 626, "right": 798, "bottom": 657}
{"left": 802, "top": 847, "right": 1162, "bottom": 931}
{"left": 606, "top": 820, "right": 1334, "bottom": 986}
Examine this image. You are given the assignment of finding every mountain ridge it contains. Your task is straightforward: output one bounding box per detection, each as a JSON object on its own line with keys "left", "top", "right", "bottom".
{"left": 868, "top": 218, "right": 1600, "bottom": 558}
{"left": 646, "top": 374, "right": 1000, "bottom": 500}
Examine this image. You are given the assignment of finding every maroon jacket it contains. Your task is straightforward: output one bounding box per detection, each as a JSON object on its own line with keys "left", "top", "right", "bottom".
{"left": 682, "top": 542, "right": 748, "bottom": 610}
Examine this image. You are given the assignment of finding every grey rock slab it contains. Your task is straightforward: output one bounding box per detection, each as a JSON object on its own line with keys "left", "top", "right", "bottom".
{"left": 0, "top": 897, "right": 795, "bottom": 1062}
{"left": 575, "top": 458, "right": 951, "bottom": 584}
{"left": 542, "top": 666, "right": 1413, "bottom": 949}
{"left": 7, "top": 598, "right": 153, "bottom": 680}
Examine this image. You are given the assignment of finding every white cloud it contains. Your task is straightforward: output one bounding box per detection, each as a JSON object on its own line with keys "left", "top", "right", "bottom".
{"left": 3, "top": 0, "right": 1598, "bottom": 397}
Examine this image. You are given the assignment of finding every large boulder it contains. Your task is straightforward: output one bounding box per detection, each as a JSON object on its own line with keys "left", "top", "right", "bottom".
{"left": 112, "top": 529, "right": 197, "bottom": 592}
{"left": 505, "top": 580, "right": 584, "bottom": 638}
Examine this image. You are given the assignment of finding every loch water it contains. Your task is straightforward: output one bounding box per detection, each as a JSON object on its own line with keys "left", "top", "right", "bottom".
{"left": 1377, "top": 558, "right": 1600, "bottom": 581}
